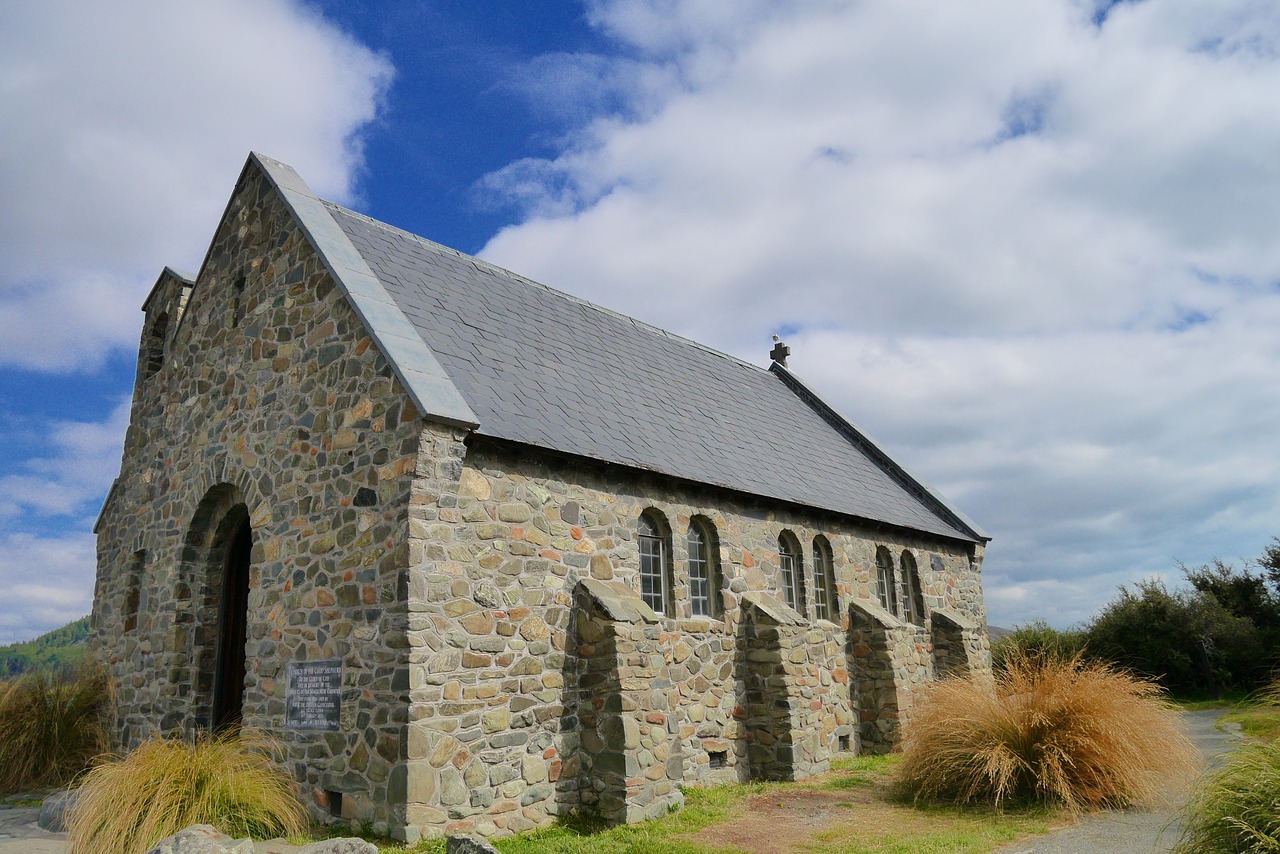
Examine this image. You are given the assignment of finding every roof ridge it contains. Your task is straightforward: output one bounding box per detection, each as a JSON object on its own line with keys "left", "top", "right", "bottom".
{"left": 769, "top": 362, "right": 990, "bottom": 542}
{"left": 321, "top": 201, "right": 773, "bottom": 377}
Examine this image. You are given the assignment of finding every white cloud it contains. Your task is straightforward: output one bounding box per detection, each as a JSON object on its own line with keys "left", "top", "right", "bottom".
{"left": 0, "top": 0, "right": 391, "bottom": 642}
{"left": 0, "top": 400, "right": 132, "bottom": 520}
{"left": 0, "top": 0, "right": 392, "bottom": 369}
{"left": 0, "top": 533, "right": 96, "bottom": 645}
{"left": 0, "top": 401, "right": 131, "bottom": 640}
{"left": 477, "top": 0, "right": 1280, "bottom": 628}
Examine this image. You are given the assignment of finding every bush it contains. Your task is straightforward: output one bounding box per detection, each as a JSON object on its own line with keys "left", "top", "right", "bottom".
{"left": 896, "top": 653, "right": 1199, "bottom": 811}
{"left": 66, "top": 731, "right": 308, "bottom": 854}
{"left": 0, "top": 663, "right": 110, "bottom": 793}
{"left": 990, "top": 620, "right": 1087, "bottom": 672}
{"left": 1085, "top": 577, "right": 1271, "bottom": 697}
{"left": 1175, "top": 737, "right": 1280, "bottom": 853}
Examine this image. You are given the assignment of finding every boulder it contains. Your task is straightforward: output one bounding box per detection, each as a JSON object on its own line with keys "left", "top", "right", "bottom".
{"left": 143, "top": 824, "right": 254, "bottom": 854}
{"left": 298, "top": 839, "right": 378, "bottom": 854}
{"left": 38, "top": 789, "right": 80, "bottom": 832}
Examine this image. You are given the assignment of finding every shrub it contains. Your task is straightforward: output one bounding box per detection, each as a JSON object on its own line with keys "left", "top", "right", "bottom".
{"left": 1084, "top": 577, "right": 1271, "bottom": 697}
{"left": 66, "top": 731, "right": 308, "bottom": 854}
{"left": 896, "top": 653, "right": 1199, "bottom": 811}
{"left": 1175, "top": 737, "right": 1280, "bottom": 853}
{"left": 0, "top": 663, "right": 110, "bottom": 793}
{"left": 990, "top": 620, "right": 1087, "bottom": 672}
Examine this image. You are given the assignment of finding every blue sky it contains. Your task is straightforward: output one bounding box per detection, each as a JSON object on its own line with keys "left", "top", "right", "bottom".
{"left": 4, "top": 0, "right": 1280, "bottom": 643}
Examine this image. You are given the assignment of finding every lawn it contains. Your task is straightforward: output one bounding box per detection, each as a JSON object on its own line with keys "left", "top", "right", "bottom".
{"left": 380, "top": 755, "right": 1056, "bottom": 854}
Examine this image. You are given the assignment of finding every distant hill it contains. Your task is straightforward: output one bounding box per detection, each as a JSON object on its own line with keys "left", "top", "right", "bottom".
{"left": 0, "top": 616, "right": 91, "bottom": 677}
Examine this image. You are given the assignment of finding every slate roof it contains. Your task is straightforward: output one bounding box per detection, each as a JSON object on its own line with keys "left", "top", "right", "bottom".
{"left": 246, "top": 152, "right": 983, "bottom": 543}
{"left": 319, "top": 203, "right": 982, "bottom": 544}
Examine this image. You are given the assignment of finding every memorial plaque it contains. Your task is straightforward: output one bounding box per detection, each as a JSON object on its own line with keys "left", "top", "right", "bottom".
{"left": 285, "top": 660, "right": 342, "bottom": 731}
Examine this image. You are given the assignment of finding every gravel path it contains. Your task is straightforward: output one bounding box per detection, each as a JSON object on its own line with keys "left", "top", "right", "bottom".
{"left": 995, "top": 710, "right": 1242, "bottom": 854}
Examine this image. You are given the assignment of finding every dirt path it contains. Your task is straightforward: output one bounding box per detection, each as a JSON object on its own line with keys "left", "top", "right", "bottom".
{"left": 993, "top": 710, "right": 1242, "bottom": 854}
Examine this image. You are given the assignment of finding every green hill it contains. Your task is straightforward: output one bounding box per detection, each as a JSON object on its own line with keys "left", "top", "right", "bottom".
{"left": 0, "top": 616, "right": 91, "bottom": 677}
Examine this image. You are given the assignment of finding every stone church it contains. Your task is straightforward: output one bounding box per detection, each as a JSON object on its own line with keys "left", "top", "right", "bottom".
{"left": 92, "top": 152, "right": 992, "bottom": 842}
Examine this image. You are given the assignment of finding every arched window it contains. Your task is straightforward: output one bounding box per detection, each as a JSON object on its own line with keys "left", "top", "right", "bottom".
{"left": 123, "top": 550, "right": 145, "bottom": 634}
{"left": 638, "top": 511, "right": 673, "bottom": 616}
{"left": 145, "top": 312, "right": 168, "bottom": 377}
{"left": 779, "top": 532, "right": 805, "bottom": 613}
{"left": 901, "top": 550, "right": 926, "bottom": 626}
{"left": 687, "top": 518, "right": 720, "bottom": 618}
{"left": 875, "top": 546, "right": 898, "bottom": 616}
{"left": 813, "top": 536, "right": 836, "bottom": 621}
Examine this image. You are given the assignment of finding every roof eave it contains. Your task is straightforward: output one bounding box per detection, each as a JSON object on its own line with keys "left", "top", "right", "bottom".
{"left": 768, "top": 362, "right": 991, "bottom": 543}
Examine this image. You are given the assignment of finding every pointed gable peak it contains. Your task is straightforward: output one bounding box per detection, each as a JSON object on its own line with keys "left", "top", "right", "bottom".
{"left": 243, "top": 153, "right": 478, "bottom": 431}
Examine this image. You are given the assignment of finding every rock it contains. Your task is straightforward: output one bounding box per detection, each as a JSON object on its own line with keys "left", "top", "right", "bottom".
{"left": 143, "top": 824, "right": 253, "bottom": 854}
{"left": 298, "top": 838, "right": 379, "bottom": 854}
{"left": 447, "top": 834, "right": 503, "bottom": 854}
{"left": 38, "top": 789, "right": 79, "bottom": 832}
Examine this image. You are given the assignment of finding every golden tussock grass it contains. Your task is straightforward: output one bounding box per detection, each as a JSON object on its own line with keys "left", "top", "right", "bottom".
{"left": 0, "top": 664, "right": 110, "bottom": 793}
{"left": 65, "top": 730, "right": 308, "bottom": 854}
{"left": 896, "top": 653, "right": 1200, "bottom": 811}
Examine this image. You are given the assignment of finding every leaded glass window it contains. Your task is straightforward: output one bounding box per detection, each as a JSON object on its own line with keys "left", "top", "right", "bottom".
{"left": 687, "top": 520, "right": 717, "bottom": 617}
{"left": 780, "top": 533, "right": 804, "bottom": 613}
{"left": 638, "top": 512, "right": 670, "bottom": 615}
{"left": 902, "top": 550, "right": 926, "bottom": 626}
{"left": 876, "top": 547, "right": 898, "bottom": 616}
{"left": 813, "top": 536, "right": 835, "bottom": 621}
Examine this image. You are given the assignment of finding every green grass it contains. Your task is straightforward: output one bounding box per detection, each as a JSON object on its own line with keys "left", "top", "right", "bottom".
{"left": 1220, "top": 686, "right": 1280, "bottom": 740}
{"left": 1170, "top": 693, "right": 1248, "bottom": 712}
{"left": 1175, "top": 737, "right": 1280, "bottom": 853}
{"left": 490, "top": 782, "right": 773, "bottom": 854}
{"left": 821, "top": 755, "right": 899, "bottom": 791}
{"left": 0, "top": 796, "right": 44, "bottom": 807}
{"left": 1173, "top": 680, "right": 1280, "bottom": 852}
{"left": 380, "top": 753, "right": 1052, "bottom": 854}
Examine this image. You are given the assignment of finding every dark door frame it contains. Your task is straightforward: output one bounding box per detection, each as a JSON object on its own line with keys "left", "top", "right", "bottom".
{"left": 211, "top": 515, "right": 252, "bottom": 731}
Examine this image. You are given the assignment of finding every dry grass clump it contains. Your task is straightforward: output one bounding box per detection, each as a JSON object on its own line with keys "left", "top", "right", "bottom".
{"left": 65, "top": 730, "right": 308, "bottom": 854}
{"left": 0, "top": 664, "right": 110, "bottom": 793}
{"left": 896, "top": 653, "right": 1199, "bottom": 811}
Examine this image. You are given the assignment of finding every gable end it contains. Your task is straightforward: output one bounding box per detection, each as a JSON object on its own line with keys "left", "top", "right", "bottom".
{"left": 248, "top": 153, "right": 478, "bottom": 431}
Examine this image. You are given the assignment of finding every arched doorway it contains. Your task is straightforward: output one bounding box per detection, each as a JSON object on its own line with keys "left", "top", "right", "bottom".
{"left": 212, "top": 515, "right": 252, "bottom": 731}
{"left": 177, "top": 483, "right": 253, "bottom": 734}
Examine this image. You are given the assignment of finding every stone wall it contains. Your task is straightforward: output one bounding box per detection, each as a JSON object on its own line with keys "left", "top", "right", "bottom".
{"left": 847, "top": 602, "right": 933, "bottom": 753}
{"left": 738, "top": 593, "right": 854, "bottom": 781}
{"left": 400, "top": 438, "right": 988, "bottom": 839}
{"left": 92, "top": 160, "right": 424, "bottom": 834}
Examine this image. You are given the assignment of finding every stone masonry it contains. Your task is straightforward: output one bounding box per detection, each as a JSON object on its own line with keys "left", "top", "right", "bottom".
{"left": 92, "top": 153, "right": 992, "bottom": 843}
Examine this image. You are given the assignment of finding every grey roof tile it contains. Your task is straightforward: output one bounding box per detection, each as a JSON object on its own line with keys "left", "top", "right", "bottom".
{"left": 323, "top": 201, "right": 982, "bottom": 543}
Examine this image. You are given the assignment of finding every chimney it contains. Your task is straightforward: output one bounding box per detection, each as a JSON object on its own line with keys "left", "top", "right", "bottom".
{"left": 770, "top": 334, "right": 790, "bottom": 367}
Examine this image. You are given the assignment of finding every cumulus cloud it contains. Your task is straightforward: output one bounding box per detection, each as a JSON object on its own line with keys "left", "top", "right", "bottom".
{"left": 0, "top": 0, "right": 392, "bottom": 369}
{"left": 0, "top": 401, "right": 135, "bottom": 642}
{"left": 0, "top": 401, "right": 132, "bottom": 521}
{"left": 478, "top": 0, "right": 1280, "bottom": 627}
{"left": 0, "top": 0, "right": 390, "bottom": 642}
{"left": 0, "top": 533, "right": 97, "bottom": 645}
